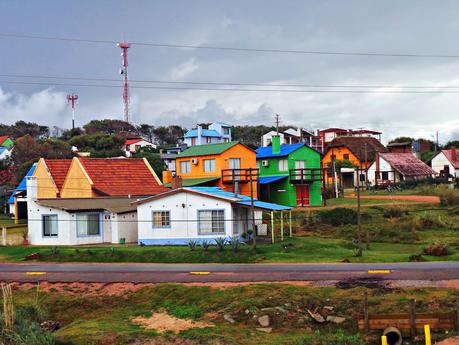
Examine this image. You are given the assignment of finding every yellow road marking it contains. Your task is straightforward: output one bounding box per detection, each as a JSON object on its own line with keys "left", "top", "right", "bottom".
{"left": 189, "top": 271, "right": 210, "bottom": 275}
{"left": 25, "top": 272, "right": 47, "bottom": 276}
{"left": 367, "top": 270, "right": 391, "bottom": 274}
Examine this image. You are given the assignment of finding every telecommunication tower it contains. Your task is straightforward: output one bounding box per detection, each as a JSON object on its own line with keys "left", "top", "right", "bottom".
{"left": 117, "top": 41, "right": 131, "bottom": 123}
{"left": 67, "top": 93, "right": 78, "bottom": 129}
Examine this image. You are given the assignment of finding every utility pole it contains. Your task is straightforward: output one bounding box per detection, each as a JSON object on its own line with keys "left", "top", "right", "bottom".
{"left": 66, "top": 94, "right": 78, "bottom": 129}
{"left": 249, "top": 167, "right": 256, "bottom": 250}
{"left": 356, "top": 166, "right": 362, "bottom": 249}
{"left": 275, "top": 113, "right": 280, "bottom": 134}
{"left": 435, "top": 130, "right": 439, "bottom": 152}
{"left": 117, "top": 41, "right": 131, "bottom": 123}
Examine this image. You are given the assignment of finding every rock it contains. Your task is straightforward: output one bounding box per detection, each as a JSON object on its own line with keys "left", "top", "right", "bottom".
{"left": 223, "top": 314, "right": 235, "bottom": 324}
{"left": 258, "top": 315, "right": 270, "bottom": 327}
{"left": 275, "top": 306, "right": 286, "bottom": 313}
{"left": 326, "top": 315, "right": 346, "bottom": 324}
{"left": 339, "top": 258, "right": 350, "bottom": 263}
{"left": 322, "top": 306, "right": 334, "bottom": 311}
{"left": 40, "top": 320, "right": 60, "bottom": 331}
{"left": 307, "top": 309, "right": 325, "bottom": 323}
{"left": 256, "top": 327, "right": 272, "bottom": 333}
{"left": 25, "top": 252, "right": 42, "bottom": 260}
{"left": 244, "top": 309, "right": 250, "bottom": 315}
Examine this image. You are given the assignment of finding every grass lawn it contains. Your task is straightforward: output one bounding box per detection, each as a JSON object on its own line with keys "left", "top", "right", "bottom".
{"left": 324, "top": 197, "right": 410, "bottom": 207}
{"left": 7, "top": 283, "right": 459, "bottom": 345}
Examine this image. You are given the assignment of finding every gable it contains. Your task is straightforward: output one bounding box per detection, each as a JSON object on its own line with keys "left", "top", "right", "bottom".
{"left": 60, "top": 158, "right": 95, "bottom": 198}
{"left": 178, "top": 142, "right": 240, "bottom": 158}
{"left": 33, "top": 159, "right": 60, "bottom": 199}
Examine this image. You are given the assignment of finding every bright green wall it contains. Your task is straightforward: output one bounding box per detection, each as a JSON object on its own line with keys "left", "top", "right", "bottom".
{"left": 257, "top": 146, "right": 322, "bottom": 207}
{"left": 0, "top": 138, "right": 13, "bottom": 148}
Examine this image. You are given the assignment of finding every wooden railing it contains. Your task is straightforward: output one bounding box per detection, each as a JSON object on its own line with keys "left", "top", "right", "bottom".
{"left": 221, "top": 168, "right": 259, "bottom": 184}
{"left": 289, "top": 168, "right": 323, "bottom": 183}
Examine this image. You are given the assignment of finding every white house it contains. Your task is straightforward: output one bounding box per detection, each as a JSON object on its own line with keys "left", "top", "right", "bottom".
{"left": 183, "top": 122, "right": 232, "bottom": 146}
{"left": 431, "top": 149, "right": 459, "bottom": 178}
{"left": 124, "top": 138, "right": 157, "bottom": 157}
{"left": 0, "top": 147, "right": 11, "bottom": 160}
{"left": 135, "top": 186, "right": 290, "bottom": 245}
{"left": 26, "top": 177, "right": 139, "bottom": 245}
{"left": 261, "top": 128, "right": 321, "bottom": 151}
{"left": 367, "top": 153, "right": 435, "bottom": 185}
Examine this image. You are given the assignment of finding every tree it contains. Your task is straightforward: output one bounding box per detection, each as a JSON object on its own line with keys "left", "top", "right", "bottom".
{"left": 83, "top": 119, "right": 136, "bottom": 135}
{"left": 444, "top": 140, "right": 459, "bottom": 149}
{"left": 153, "top": 125, "right": 186, "bottom": 145}
{"left": 60, "top": 127, "right": 84, "bottom": 141}
{"left": 232, "top": 125, "right": 274, "bottom": 149}
{"left": 136, "top": 124, "right": 155, "bottom": 142}
{"left": 0, "top": 121, "right": 49, "bottom": 139}
{"left": 388, "top": 136, "right": 414, "bottom": 144}
{"left": 133, "top": 147, "right": 166, "bottom": 178}
{"left": 68, "top": 133, "right": 125, "bottom": 157}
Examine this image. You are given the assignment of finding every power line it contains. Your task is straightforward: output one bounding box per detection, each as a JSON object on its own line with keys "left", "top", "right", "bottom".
{"left": 4, "top": 79, "right": 459, "bottom": 94}
{"left": 2, "top": 32, "right": 459, "bottom": 59}
{"left": 3, "top": 73, "right": 459, "bottom": 89}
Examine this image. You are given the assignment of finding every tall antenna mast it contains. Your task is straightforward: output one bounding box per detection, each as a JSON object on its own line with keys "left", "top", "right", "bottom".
{"left": 275, "top": 113, "right": 280, "bottom": 134}
{"left": 117, "top": 40, "right": 131, "bottom": 123}
{"left": 66, "top": 93, "right": 78, "bottom": 129}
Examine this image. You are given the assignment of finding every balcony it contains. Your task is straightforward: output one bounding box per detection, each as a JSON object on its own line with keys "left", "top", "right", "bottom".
{"left": 221, "top": 168, "right": 259, "bottom": 184}
{"left": 289, "top": 168, "right": 323, "bottom": 184}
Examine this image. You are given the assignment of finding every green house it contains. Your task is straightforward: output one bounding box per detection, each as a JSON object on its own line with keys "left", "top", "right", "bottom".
{"left": 0, "top": 136, "right": 13, "bottom": 148}
{"left": 256, "top": 135, "right": 323, "bottom": 207}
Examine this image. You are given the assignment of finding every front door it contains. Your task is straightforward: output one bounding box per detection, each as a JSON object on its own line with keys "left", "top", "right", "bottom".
{"left": 296, "top": 185, "right": 310, "bottom": 206}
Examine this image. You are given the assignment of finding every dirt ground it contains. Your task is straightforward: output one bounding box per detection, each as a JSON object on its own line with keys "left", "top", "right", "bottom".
{"left": 350, "top": 195, "right": 441, "bottom": 203}
{"left": 132, "top": 311, "right": 214, "bottom": 334}
{"left": 436, "top": 336, "right": 459, "bottom": 345}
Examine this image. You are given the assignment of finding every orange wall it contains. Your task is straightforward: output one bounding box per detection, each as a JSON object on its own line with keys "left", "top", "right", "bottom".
{"left": 60, "top": 158, "right": 98, "bottom": 198}
{"left": 175, "top": 143, "right": 257, "bottom": 197}
{"left": 323, "top": 147, "right": 369, "bottom": 183}
{"left": 33, "top": 159, "right": 59, "bottom": 199}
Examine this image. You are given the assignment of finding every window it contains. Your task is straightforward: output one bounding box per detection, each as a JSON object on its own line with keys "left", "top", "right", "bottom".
{"left": 180, "top": 161, "right": 191, "bottom": 174}
{"left": 198, "top": 210, "right": 225, "bottom": 234}
{"left": 126, "top": 144, "right": 130, "bottom": 151}
{"left": 206, "top": 137, "right": 212, "bottom": 143}
{"left": 76, "top": 213, "right": 100, "bottom": 236}
{"left": 191, "top": 137, "right": 196, "bottom": 145}
{"left": 295, "top": 160, "right": 306, "bottom": 169}
{"left": 135, "top": 144, "right": 141, "bottom": 151}
{"left": 278, "top": 159, "right": 288, "bottom": 171}
{"left": 43, "top": 215, "right": 58, "bottom": 237}
{"left": 203, "top": 159, "right": 216, "bottom": 172}
{"left": 223, "top": 127, "right": 230, "bottom": 135}
{"left": 343, "top": 154, "right": 350, "bottom": 160}
{"left": 152, "top": 211, "right": 170, "bottom": 228}
{"left": 381, "top": 171, "right": 389, "bottom": 180}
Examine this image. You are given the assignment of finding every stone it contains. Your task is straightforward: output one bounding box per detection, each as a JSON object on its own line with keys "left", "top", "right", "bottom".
{"left": 244, "top": 309, "right": 250, "bottom": 315}
{"left": 307, "top": 309, "right": 325, "bottom": 323}
{"left": 223, "top": 314, "right": 235, "bottom": 324}
{"left": 326, "top": 315, "right": 346, "bottom": 324}
{"left": 256, "top": 327, "right": 272, "bottom": 333}
{"left": 25, "top": 252, "right": 42, "bottom": 260}
{"left": 258, "top": 315, "right": 270, "bottom": 327}
{"left": 40, "top": 320, "right": 60, "bottom": 331}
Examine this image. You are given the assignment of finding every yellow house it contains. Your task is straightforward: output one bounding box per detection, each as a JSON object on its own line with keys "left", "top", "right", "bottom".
{"left": 33, "top": 158, "right": 72, "bottom": 199}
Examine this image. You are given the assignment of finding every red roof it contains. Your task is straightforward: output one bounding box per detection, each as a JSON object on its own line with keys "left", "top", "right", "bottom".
{"left": 78, "top": 158, "right": 168, "bottom": 196}
{"left": 125, "top": 138, "right": 144, "bottom": 145}
{"left": 379, "top": 153, "right": 435, "bottom": 176}
{"left": 44, "top": 159, "right": 72, "bottom": 190}
{"left": 0, "top": 135, "right": 11, "bottom": 145}
{"left": 442, "top": 149, "right": 459, "bottom": 169}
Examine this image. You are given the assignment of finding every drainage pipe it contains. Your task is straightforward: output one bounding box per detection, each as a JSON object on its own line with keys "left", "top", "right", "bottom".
{"left": 382, "top": 327, "right": 403, "bottom": 345}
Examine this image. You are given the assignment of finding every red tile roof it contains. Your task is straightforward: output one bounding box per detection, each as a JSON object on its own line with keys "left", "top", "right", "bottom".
{"left": 44, "top": 159, "right": 72, "bottom": 190}
{"left": 379, "top": 153, "right": 435, "bottom": 176}
{"left": 442, "top": 149, "right": 459, "bottom": 169}
{"left": 327, "top": 137, "right": 388, "bottom": 162}
{"left": 0, "top": 135, "right": 11, "bottom": 145}
{"left": 78, "top": 158, "right": 168, "bottom": 196}
{"left": 125, "top": 138, "right": 144, "bottom": 145}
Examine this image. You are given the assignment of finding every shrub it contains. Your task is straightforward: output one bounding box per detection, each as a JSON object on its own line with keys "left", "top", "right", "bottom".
{"left": 438, "top": 188, "right": 459, "bottom": 206}
{"left": 215, "top": 237, "right": 226, "bottom": 252}
{"left": 229, "top": 237, "right": 241, "bottom": 253}
{"left": 383, "top": 206, "right": 408, "bottom": 218}
{"left": 316, "top": 208, "right": 358, "bottom": 226}
{"left": 162, "top": 302, "right": 203, "bottom": 320}
{"left": 418, "top": 212, "right": 448, "bottom": 228}
{"left": 423, "top": 243, "right": 449, "bottom": 256}
{"left": 409, "top": 254, "right": 426, "bottom": 262}
{"left": 187, "top": 240, "right": 198, "bottom": 251}
{"left": 201, "top": 240, "right": 210, "bottom": 251}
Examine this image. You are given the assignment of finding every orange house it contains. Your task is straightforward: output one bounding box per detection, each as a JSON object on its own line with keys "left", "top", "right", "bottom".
{"left": 322, "top": 137, "right": 387, "bottom": 187}
{"left": 163, "top": 142, "right": 258, "bottom": 198}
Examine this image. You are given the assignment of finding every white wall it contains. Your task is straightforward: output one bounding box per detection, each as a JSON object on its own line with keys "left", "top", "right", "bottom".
{"left": 367, "top": 157, "right": 396, "bottom": 185}
{"left": 137, "top": 191, "right": 235, "bottom": 245}
{"left": 262, "top": 131, "right": 285, "bottom": 147}
{"left": 125, "top": 140, "right": 156, "bottom": 157}
{"left": 112, "top": 211, "right": 138, "bottom": 243}
{"left": 431, "top": 152, "right": 457, "bottom": 177}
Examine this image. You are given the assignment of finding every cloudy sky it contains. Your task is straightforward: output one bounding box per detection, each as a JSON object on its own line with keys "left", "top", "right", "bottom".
{"left": 2, "top": 0, "right": 459, "bottom": 143}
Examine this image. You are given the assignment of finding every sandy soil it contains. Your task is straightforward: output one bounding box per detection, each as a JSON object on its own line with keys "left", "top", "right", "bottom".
{"left": 132, "top": 311, "right": 214, "bottom": 334}
{"left": 436, "top": 336, "right": 459, "bottom": 345}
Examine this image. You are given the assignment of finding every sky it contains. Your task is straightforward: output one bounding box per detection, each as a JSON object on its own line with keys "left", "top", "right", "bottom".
{"left": 2, "top": 0, "right": 459, "bottom": 143}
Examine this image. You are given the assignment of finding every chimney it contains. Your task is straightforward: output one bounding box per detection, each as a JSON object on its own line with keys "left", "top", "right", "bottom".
{"left": 452, "top": 146, "right": 457, "bottom": 162}
{"left": 197, "top": 125, "right": 202, "bottom": 145}
{"left": 26, "top": 176, "right": 38, "bottom": 202}
{"left": 272, "top": 135, "right": 281, "bottom": 154}
{"left": 171, "top": 176, "right": 183, "bottom": 189}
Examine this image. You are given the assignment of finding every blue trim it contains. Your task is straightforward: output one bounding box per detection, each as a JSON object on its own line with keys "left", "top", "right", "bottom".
{"left": 138, "top": 237, "right": 235, "bottom": 246}
{"left": 42, "top": 214, "right": 58, "bottom": 238}
{"left": 152, "top": 210, "right": 171, "bottom": 229}
{"left": 258, "top": 175, "right": 288, "bottom": 185}
{"left": 75, "top": 212, "right": 102, "bottom": 238}
{"left": 197, "top": 209, "right": 226, "bottom": 235}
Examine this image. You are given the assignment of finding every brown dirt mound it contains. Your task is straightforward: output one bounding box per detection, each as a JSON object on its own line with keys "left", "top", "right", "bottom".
{"left": 132, "top": 311, "right": 214, "bottom": 334}
{"left": 436, "top": 336, "right": 459, "bottom": 345}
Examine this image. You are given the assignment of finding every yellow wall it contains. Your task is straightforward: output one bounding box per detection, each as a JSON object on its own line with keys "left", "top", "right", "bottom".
{"left": 322, "top": 147, "right": 369, "bottom": 183}
{"left": 60, "top": 158, "right": 97, "bottom": 198}
{"left": 33, "top": 159, "right": 59, "bottom": 199}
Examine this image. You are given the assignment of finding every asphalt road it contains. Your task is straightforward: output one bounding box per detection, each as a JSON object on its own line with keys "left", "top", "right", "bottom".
{"left": 0, "top": 262, "right": 458, "bottom": 283}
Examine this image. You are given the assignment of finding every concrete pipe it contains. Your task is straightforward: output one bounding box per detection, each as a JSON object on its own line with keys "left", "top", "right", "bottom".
{"left": 383, "top": 327, "right": 403, "bottom": 345}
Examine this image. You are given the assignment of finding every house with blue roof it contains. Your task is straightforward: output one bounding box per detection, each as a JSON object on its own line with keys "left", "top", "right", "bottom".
{"left": 0, "top": 147, "right": 11, "bottom": 161}
{"left": 7, "top": 163, "right": 37, "bottom": 218}
{"left": 183, "top": 122, "right": 232, "bottom": 146}
{"left": 135, "top": 186, "right": 291, "bottom": 245}
{"left": 256, "top": 135, "right": 323, "bottom": 207}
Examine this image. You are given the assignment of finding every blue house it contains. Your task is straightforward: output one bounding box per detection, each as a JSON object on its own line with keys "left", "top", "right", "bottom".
{"left": 7, "top": 163, "right": 37, "bottom": 218}
{"left": 183, "top": 122, "right": 232, "bottom": 146}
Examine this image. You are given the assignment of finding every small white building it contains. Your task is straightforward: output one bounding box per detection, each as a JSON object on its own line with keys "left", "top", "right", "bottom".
{"left": 135, "top": 186, "right": 290, "bottom": 245}
{"left": 26, "top": 177, "right": 138, "bottom": 245}
{"left": 431, "top": 149, "right": 459, "bottom": 178}
{"left": 183, "top": 122, "right": 232, "bottom": 147}
{"left": 0, "top": 147, "right": 11, "bottom": 160}
{"left": 124, "top": 138, "right": 157, "bottom": 157}
{"left": 367, "top": 153, "right": 435, "bottom": 185}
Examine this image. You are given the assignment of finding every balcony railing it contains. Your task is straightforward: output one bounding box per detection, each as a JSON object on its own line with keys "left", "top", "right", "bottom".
{"left": 221, "top": 168, "right": 259, "bottom": 184}
{"left": 289, "top": 168, "right": 323, "bottom": 184}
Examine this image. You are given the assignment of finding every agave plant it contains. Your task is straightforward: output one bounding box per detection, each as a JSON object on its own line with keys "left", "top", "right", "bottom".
{"left": 201, "top": 240, "right": 210, "bottom": 251}
{"left": 229, "top": 236, "right": 241, "bottom": 253}
{"left": 215, "top": 237, "right": 226, "bottom": 252}
{"left": 188, "top": 240, "right": 198, "bottom": 251}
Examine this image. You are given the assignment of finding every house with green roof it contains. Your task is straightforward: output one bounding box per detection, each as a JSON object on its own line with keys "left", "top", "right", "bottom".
{"left": 0, "top": 136, "right": 14, "bottom": 148}
{"left": 256, "top": 135, "right": 323, "bottom": 207}
{"left": 163, "top": 141, "right": 258, "bottom": 198}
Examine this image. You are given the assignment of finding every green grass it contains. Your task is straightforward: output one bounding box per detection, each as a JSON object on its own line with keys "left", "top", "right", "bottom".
{"left": 7, "top": 284, "right": 459, "bottom": 345}
{"left": 325, "top": 197, "right": 402, "bottom": 206}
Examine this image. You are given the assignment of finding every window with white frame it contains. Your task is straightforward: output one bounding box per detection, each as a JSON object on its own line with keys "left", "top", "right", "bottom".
{"left": 180, "top": 161, "right": 191, "bottom": 174}
{"left": 278, "top": 159, "right": 288, "bottom": 171}
{"left": 152, "top": 211, "right": 170, "bottom": 228}
{"left": 76, "top": 213, "right": 100, "bottom": 236}
{"left": 198, "top": 210, "right": 225, "bottom": 234}
{"left": 203, "top": 159, "right": 216, "bottom": 172}
{"left": 43, "top": 215, "right": 58, "bottom": 237}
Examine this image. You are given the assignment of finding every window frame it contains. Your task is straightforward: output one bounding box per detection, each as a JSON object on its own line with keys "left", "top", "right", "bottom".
{"left": 76, "top": 212, "right": 101, "bottom": 237}
{"left": 343, "top": 153, "right": 350, "bottom": 160}
{"left": 278, "top": 159, "right": 289, "bottom": 171}
{"left": 180, "top": 160, "right": 191, "bottom": 174}
{"left": 152, "top": 210, "right": 171, "bottom": 229}
{"left": 197, "top": 209, "right": 225, "bottom": 235}
{"left": 42, "top": 214, "right": 58, "bottom": 237}
{"left": 203, "top": 158, "right": 216, "bottom": 173}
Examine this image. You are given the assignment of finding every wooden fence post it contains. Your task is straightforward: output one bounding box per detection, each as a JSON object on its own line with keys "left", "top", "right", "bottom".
{"left": 1, "top": 226, "right": 6, "bottom": 246}
{"left": 270, "top": 211, "right": 274, "bottom": 244}
{"left": 364, "top": 291, "right": 369, "bottom": 335}
{"left": 410, "top": 299, "right": 417, "bottom": 340}
{"left": 280, "top": 211, "right": 284, "bottom": 242}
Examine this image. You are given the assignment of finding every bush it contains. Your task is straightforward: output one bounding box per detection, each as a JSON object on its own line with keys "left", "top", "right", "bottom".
{"left": 201, "top": 240, "right": 210, "bottom": 251}
{"left": 316, "top": 208, "right": 358, "bottom": 226}
{"left": 229, "top": 237, "right": 241, "bottom": 253}
{"left": 439, "top": 189, "right": 459, "bottom": 206}
{"left": 187, "top": 240, "right": 198, "bottom": 251}
{"left": 423, "top": 243, "right": 449, "bottom": 256}
{"left": 162, "top": 302, "right": 203, "bottom": 320}
{"left": 383, "top": 206, "right": 408, "bottom": 218}
{"left": 409, "top": 254, "right": 426, "bottom": 262}
{"left": 215, "top": 237, "right": 226, "bottom": 252}
{"left": 418, "top": 212, "right": 449, "bottom": 228}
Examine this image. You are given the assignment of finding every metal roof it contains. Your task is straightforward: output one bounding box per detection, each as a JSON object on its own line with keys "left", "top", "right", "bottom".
{"left": 164, "top": 177, "right": 220, "bottom": 187}
{"left": 7, "top": 163, "right": 37, "bottom": 204}
{"left": 184, "top": 129, "right": 222, "bottom": 138}
{"left": 36, "top": 197, "right": 138, "bottom": 214}
{"left": 379, "top": 153, "right": 436, "bottom": 176}
{"left": 256, "top": 143, "right": 304, "bottom": 158}
{"left": 236, "top": 200, "right": 291, "bottom": 211}
{"left": 258, "top": 175, "right": 288, "bottom": 184}
{"left": 177, "top": 141, "right": 240, "bottom": 158}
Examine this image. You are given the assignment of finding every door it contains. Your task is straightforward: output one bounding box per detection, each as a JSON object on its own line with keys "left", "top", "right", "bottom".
{"left": 229, "top": 158, "right": 241, "bottom": 180}
{"left": 296, "top": 185, "right": 310, "bottom": 206}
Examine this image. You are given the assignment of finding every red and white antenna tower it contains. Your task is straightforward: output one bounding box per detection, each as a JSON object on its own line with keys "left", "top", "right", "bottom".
{"left": 66, "top": 93, "right": 78, "bottom": 129}
{"left": 117, "top": 40, "right": 131, "bottom": 123}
